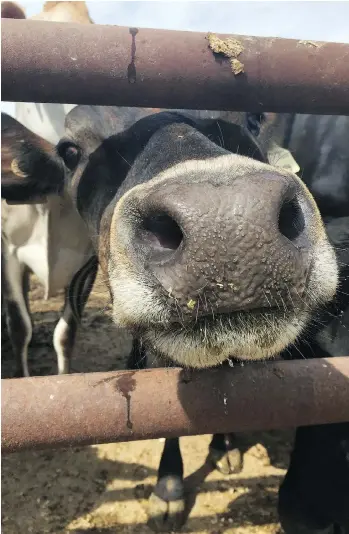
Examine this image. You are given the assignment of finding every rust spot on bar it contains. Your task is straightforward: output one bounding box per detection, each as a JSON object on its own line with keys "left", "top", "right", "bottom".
{"left": 116, "top": 371, "right": 136, "bottom": 430}
{"left": 127, "top": 27, "right": 138, "bottom": 84}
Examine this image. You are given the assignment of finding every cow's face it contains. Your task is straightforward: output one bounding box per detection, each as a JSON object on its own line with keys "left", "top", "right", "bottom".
{"left": 1, "top": 107, "right": 338, "bottom": 368}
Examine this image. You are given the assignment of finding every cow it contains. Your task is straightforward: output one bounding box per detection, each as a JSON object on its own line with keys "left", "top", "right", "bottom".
{"left": 2, "top": 103, "right": 345, "bottom": 532}
{"left": 1, "top": 1, "right": 95, "bottom": 377}
{"left": 246, "top": 112, "right": 349, "bottom": 534}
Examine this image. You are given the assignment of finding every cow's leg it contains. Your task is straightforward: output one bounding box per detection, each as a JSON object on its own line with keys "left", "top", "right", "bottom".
{"left": 148, "top": 437, "right": 185, "bottom": 532}
{"left": 53, "top": 259, "right": 97, "bottom": 374}
{"left": 127, "top": 347, "right": 186, "bottom": 531}
{"left": 2, "top": 254, "right": 32, "bottom": 377}
{"left": 278, "top": 424, "right": 349, "bottom": 534}
{"left": 207, "top": 362, "right": 243, "bottom": 474}
{"left": 208, "top": 433, "right": 243, "bottom": 475}
{"left": 53, "top": 292, "right": 77, "bottom": 375}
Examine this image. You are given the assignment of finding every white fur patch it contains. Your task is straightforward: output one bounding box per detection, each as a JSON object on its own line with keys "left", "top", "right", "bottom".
{"left": 143, "top": 312, "right": 308, "bottom": 368}
{"left": 53, "top": 317, "right": 70, "bottom": 375}
{"left": 111, "top": 276, "right": 170, "bottom": 327}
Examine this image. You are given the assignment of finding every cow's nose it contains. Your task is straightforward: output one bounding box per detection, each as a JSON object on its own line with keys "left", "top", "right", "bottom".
{"left": 129, "top": 172, "right": 311, "bottom": 316}
{"left": 137, "top": 211, "right": 184, "bottom": 263}
{"left": 138, "top": 182, "right": 305, "bottom": 261}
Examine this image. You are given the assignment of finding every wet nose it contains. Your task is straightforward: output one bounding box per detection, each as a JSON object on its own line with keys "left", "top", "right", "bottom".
{"left": 130, "top": 172, "right": 311, "bottom": 316}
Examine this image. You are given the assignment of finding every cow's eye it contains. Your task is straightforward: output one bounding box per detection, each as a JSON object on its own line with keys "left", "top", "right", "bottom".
{"left": 57, "top": 142, "right": 81, "bottom": 170}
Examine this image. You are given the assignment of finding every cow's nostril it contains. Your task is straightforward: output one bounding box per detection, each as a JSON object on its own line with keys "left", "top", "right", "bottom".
{"left": 278, "top": 197, "right": 305, "bottom": 242}
{"left": 140, "top": 212, "right": 183, "bottom": 260}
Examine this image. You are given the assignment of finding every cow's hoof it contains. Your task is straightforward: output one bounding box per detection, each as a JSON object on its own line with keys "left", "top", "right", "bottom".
{"left": 208, "top": 446, "right": 243, "bottom": 475}
{"left": 147, "top": 476, "right": 185, "bottom": 532}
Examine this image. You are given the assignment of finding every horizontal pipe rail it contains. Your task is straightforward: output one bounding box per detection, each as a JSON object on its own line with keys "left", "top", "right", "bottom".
{"left": 2, "top": 19, "right": 349, "bottom": 114}
{"left": 2, "top": 357, "right": 349, "bottom": 454}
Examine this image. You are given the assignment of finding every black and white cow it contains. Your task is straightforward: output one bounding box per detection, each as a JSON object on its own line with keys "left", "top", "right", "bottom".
{"left": 1, "top": 1, "right": 95, "bottom": 377}
{"left": 1, "top": 106, "right": 347, "bottom": 533}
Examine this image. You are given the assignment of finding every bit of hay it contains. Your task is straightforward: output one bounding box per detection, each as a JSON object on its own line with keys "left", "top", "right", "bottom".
{"left": 231, "top": 58, "right": 245, "bottom": 75}
{"left": 299, "top": 40, "right": 320, "bottom": 48}
{"left": 207, "top": 32, "right": 245, "bottom": 75}
{"left": 186, "top": 299, "right": 196, "bottom": 310}
{"left": 207, "top": 33, "right": 244, "bottom": 57}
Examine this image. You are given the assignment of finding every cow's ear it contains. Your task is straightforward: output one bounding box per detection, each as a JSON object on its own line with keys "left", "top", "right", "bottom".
{"left": 1, "top": 113, "right": 64, "bottom": 204}
{"left": 267, "top": 142, "right": 300, "bottom": 174}
{"left": 1, "top": 1, "right": 26, "bottom": 18}
{"left": 246, "top": 112, "right": 301, "bottom": 174}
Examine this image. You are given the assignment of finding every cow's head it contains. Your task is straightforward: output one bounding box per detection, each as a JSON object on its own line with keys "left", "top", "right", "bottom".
{"left": 1, "top": 1, "right": 92, "bottom": 22}
{"left": 1, "top": 107, "right": 338, "bottom": 367}
{"left": 1, "top": 1, "right": 25, "bottom": 19}
{"left": 1, "top": 113, "right": 63, "bottom": 203}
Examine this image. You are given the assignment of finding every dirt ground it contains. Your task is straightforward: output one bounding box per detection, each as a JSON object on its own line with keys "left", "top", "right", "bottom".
{"left": 1, "top": 272, "right": 294, "bottom": 534}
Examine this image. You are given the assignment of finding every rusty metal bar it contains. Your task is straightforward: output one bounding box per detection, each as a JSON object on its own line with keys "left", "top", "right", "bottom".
{"left": 2, "top": 19, "right": 349, "bottom": 114}
{"left": 2, "top": 357, "right": 349, "bottom": 454}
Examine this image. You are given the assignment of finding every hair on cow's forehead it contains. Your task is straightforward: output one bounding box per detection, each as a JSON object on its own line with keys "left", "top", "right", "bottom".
{"left": 63, "top": 107, "right": 265, "bottom": 165}
{"left": 64, "top": 106, "right": 123, "bottom": 143}
{"left": 64, "top": 106, "right": 168, "bottom": 146}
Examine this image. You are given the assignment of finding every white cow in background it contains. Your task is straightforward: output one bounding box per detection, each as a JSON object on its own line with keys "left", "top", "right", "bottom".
{"left": 1, "top": 1, "right": 95, "bottom": 377}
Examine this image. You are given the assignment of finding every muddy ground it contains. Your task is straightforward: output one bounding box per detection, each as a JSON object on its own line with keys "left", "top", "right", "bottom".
{"left": 2, "top": 272, "right": 294, "bottom": 533}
